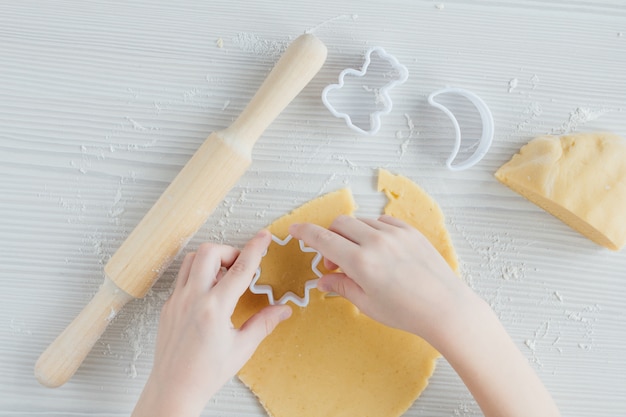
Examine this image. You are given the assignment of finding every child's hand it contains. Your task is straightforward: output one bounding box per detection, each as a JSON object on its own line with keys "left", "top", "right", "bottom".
{"left": 289, "top": 215, "right": 467, "bottom": 340}
{"left": 291, "top": 216, "right": 561, "bottom": 417}
{"left": 132, "top": 230, "right": 292, "bottom": 417}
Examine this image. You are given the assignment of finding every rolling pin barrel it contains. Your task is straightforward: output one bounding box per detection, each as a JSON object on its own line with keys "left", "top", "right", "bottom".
{"left": 35, "top": 33, "right": 327, "bottom": 387}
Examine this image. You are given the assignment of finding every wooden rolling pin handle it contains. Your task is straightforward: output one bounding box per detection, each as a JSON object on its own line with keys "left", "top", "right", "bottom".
{"left": 35, "top": 277, "right": 133, "bottom": 388}
{"left": 220, "top": 33, "right": 328, "bottom": 149}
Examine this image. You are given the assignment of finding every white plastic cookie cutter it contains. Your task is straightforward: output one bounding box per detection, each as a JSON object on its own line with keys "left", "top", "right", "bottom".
{"left": 249, "top": 234, "right": 323, "bottom": 307}
{"left": 427, "top": 87, "right": 495, "bottom": 171}
{"left": 322, "top": 47, "right": 409, "bottom": 135}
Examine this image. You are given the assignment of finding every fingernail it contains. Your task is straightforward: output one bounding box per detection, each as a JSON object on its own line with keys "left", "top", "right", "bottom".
{"left": 317, "top": 280, "right": 330, "bottom": 292}
{"left": 279, "top": 306, "right": 292, "bottom": 321}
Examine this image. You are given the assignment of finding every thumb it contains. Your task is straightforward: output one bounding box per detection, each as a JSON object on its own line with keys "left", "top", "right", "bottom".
{"left": 318, "top": 273, "right": 367, "bottom": 305}
{"left": 237, "top": 305, "right": 292, "bottom": 354}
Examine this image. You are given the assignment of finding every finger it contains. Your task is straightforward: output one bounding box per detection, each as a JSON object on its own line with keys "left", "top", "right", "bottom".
{"left": 317, "top": 273, "right": 368, "bottom": 307}
{"left": 187, "top": 243, "right": 240, "bottom": 291}
{"left": 378, "top": 214, "right": 411, "bottom": 229}
{"left": 174, "top": 252, "right": 196, "bottom": 291}
{"left": 329, "top": 215, "right": 378, "bottom": 245}
{"left": 323, "top": 257, "right": 339, "bottom": 271}
{"left": 214, "top": 230, "right": 272, "bottom": 304}
{"left": 235, "top": 304, "right": 292, "bottom": 358}
{"left": 358, "top": 217, "right": 398, "bottom": 232}
{"left": 215, "top": 267, "right": 228, "bottom": 283}
{"left": 289, "top": 223, "right": 358, "bottom": 268}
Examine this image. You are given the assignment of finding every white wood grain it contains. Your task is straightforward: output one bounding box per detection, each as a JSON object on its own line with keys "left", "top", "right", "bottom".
{"left": 1, "top": 0, "right": 625, "bottom": 416}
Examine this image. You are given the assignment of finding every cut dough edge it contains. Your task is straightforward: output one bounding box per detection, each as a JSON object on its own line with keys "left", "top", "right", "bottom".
{"left": 496, "top": 174, "right": 618, "bottom": 250}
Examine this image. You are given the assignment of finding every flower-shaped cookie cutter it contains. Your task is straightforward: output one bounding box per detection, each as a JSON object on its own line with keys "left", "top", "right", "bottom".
{"left": 250, "top": 234, "right": 322, "bottom": 307}
{"left": 322, "top": 47, "right": 409, "bottom": 135}
{"left": 427, "top": 87, "right": 495, "bottom": 171}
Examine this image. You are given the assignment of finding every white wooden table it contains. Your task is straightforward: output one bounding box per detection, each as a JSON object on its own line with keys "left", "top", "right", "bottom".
{"left": 1, "top": 1, "right": 625, "bottom": 415}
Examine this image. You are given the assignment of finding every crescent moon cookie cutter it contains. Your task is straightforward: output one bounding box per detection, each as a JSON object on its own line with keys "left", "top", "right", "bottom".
{"left": 250, "top": 234, "right": 323, "bottom": 307}
{"left": 322, "top": 47, "right": 409, "bottom": 135}
{"left": 427, "top": 87, "right": 495, "bottom": 171}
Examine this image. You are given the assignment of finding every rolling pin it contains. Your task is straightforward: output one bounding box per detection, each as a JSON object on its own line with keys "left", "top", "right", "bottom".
{"left": 35, "top": 33, "right": 328, "bottom": 388}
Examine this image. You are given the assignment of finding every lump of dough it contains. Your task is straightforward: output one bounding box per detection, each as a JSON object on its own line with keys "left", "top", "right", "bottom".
{"left": 495, "top": 132, "right": 626, "bottom": 251}
{"left": 233, "top": 176, "right": 459, "bottom": 417}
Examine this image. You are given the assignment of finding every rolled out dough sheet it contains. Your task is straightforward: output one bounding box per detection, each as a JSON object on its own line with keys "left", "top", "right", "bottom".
{"left": 232, "top": 172, "right": 459, "bottom": 417}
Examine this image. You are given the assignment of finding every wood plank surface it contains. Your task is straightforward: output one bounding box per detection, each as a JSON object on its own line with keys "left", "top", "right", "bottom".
{"left": 1, "top": 0, "right": 625, "bottom": 416}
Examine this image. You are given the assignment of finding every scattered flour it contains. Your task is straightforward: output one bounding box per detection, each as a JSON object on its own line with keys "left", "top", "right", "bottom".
{"left": 524, "top": 320, "right": 551, "bottom": 367}
{"left": 237, "top": 189, "right": 248, "bottom": 204}
{"left": 126, "top": 117, "right": 147, "bottom": 131}
{"left": 451, "top": 228, "right": 529, "bottom": 323}
{"left": 395, "top": 114, "right": 417, "bottom": 153}
{"left": 109, "top": 187, "right": 125, "bottom": 221}
{"left": 232, "top": 32, "right": 288, "bottom": 57}
{"left": 121, "top": 288, "right": 171, "bottom": 379}
{"left": 305, "top": 14, "right": 359, "bottom": 34}
{"left": 508, "top": 78, "right": 519, "bottom": 93}
{"left": 332, "top": 154, "right": 358, "bottom": 170}
{"left": 522, "top": 296, "right": 602, "bottom": 369}
{"left": 105, "top": 307, "right": 117, "bottom": 323}
{"left": 451, "top": 393, "right": 481, "bottom": 416}
{"left": 9, "top": 318, "right": 33, "bottom": 335}
{"left": 404, "top": 113, "right": 417, "bottom": 138}
{"left": 524, "top": 338, "right": 537, "bottom": 351}
{"left": 318, "top": 172, "right": 337, "bottom": 195}
{"left": 515, "top": 101, "right": 543, "bottom": 132}
{"left": 553, "top": 107, "right": 610, "bottom": 134}
{"left": 530, "top": 74, "right": 540, "bottom": 89}
{"left": 399, "top": 138, "right": 411, "bottom": 156}
{"left": 501, "top": 264, "right": 524, "bottom": 281}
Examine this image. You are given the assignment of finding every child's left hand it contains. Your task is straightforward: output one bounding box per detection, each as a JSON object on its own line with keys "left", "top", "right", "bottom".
{"left": 132, "top": 230, "right": 292, "bottom": 417}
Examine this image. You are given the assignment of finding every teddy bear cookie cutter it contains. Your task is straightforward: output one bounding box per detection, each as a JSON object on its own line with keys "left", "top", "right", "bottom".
{"left": 322, "top": 47, "right": 409, "bottom": 135}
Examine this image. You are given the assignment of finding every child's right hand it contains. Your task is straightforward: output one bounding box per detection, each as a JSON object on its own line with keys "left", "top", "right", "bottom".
{"left": 289, "top": 215, "right": 470, "bottom": 341}
{"left": 291, "top": 215, "right": 562, "bottom": 417}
